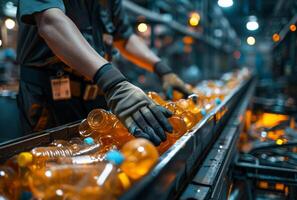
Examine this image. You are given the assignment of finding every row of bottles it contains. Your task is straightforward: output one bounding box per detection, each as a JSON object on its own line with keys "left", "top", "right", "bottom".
{"left": 27, "top": 139, "right": 158, "bottom": 200}
{"left": 1, "top": 138, "right": 159, "bottom": 200}
{"left": 76, "top": 68, "right": 251, "bottom": 155}
{"left": 0, "top": 68, "right": 250, "bottom": 199}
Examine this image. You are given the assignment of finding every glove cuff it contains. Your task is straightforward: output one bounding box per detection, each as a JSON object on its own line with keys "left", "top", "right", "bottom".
{"left": 93, "top": 63, "right": 127, "bottom": 93}
{"left": 153, "top": 61, "right": 173, "bottom": 78}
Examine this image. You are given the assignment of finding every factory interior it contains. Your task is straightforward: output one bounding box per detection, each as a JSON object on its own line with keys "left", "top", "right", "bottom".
{"left": 1, "top": 0, "right": 297, "bottom": 199}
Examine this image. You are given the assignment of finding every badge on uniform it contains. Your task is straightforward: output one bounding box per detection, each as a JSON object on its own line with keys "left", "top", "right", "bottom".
{"left": 83, "top": 84, "right": 99, "bottom": 101}
{"left": 50, "top": 76, "right": 71, "bottom": 100}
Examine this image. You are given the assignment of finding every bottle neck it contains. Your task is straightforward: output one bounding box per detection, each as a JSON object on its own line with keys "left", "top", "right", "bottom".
{"left": 88, "top": 110, "right": 110, "bottom": 130}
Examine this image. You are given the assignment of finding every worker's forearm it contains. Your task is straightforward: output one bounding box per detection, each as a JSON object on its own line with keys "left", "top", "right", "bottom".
{"left": 114, "top": 34, "right": 160, "bottom": 72}
{"left": 35, "top": 8, "right": 107, "bottom": 79}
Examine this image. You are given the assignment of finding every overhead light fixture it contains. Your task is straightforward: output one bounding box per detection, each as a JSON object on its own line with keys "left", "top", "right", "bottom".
{"left": 246, "top": 16, "right": 259, "bottom": 31}
{"left": 218, "top": 0, "right": 233, "bottom": 8}
{"left": 137, "top": 23, "right": 148, "bottom": 33}
{"left": 5, "top": 18, "right": 15, "bottom": 30}
{"left": 246, "top": 21, "right": 259, "bottom": 31}
{"left": 246, "top": 36, "right": 256, "bottom": 46}
{"left": 189, "top": 12, "right": 200, "bottom": 27}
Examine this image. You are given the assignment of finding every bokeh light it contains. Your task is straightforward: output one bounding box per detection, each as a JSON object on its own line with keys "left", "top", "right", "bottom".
{"left": 5, "top": 18, "right": 15, "bottom": 30}
{"left": 189, "top": 12, "right": 200, "bottom": 27}
{"left": 218, "top": 0, "right": 233, "bottom": 8}
{"left": 272, "top": 33, "right": 280, "bottom": 42}
{"left": 289, "top": 24, "right": 296, "bottom": 32}
{"left": 137, "top": 23, "right": 148, "bottom": 33}
{"left": 246, "top": 36, "right": 256, "bottom": 46}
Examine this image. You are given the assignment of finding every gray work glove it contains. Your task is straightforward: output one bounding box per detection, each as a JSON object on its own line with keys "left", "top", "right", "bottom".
{"left": 93, "top": 63, "right": 173, "bottom": 146}
{"left": 154, "top": 61, "right": 193, "bottom": 100}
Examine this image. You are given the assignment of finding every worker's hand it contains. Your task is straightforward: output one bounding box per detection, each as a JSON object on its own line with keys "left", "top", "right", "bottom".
{"left": 154, "top": 61, "right": 193, "bottom": 99}
{"left": 94, "top": 63, "right": 173, "bottom": 146}
{"left": 161, "top": 73, "right": 193, "bottom": 100}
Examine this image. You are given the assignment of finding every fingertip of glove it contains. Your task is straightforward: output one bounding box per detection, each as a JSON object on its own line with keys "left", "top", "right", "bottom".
{"left": 144, "top": 127, "right": 161, "bottom": 146}
{"left": 167, "top": 125, "right": 173, "bottom": 133}
{"left": 163, "top": 121, "right": 173, "bottom": 133}
{"left": 128, "top": 126, "right": 137, "bottom": 135}
{"left": 156, "top": 127, "right": 167, "bottom": 141}
{"left": 132, "top": 128, "right": 150, "bottom": 139}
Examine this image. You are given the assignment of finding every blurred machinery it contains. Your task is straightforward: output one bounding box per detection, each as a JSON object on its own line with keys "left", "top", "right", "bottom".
{"left": 232, "top": 80, "right": 297, "bottom": 200}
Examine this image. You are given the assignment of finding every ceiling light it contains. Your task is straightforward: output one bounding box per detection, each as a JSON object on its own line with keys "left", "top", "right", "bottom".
{"left": 137, "top": 23, "right": 148, "bottom": 33}
{"left": 247, "top": 36, "right": 256, "bottom": 46}
{"left": 246, "top": 21, "right": 259, "bottom": 31}
{"left": 246, "top": 16, "right": 259, "bottom": 31}
{"left": 5, "top": 18, "right": 15, "bottom": 30}
{"left": 218, "top": 0, "right": 233, "bottom": 8}
{"left": 189, "top": 12, "right": 200, "bottom": 27}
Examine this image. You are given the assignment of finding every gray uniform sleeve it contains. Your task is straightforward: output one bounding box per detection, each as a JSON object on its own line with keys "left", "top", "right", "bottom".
{"left": 111, "top": 0, "right": 133, "bottom": 41}
{"left": 18, "top": 0, "right": 65, "bottom": 25}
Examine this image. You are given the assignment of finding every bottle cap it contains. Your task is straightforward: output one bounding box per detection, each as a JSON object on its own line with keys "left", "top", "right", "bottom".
{"left": 201, "top": 109, "right": 207, "bottom": 116}
{"left": 18, "top": 152, "right": 33, "bottom": 167}
{"left": 215, "top": 98, "right": 222, "bottom": 105}
{"left": 106, "top": 150, "right": 124, "bottom": 165}
{"left": 84, "top": 137, "right": 95, "bottom": 145}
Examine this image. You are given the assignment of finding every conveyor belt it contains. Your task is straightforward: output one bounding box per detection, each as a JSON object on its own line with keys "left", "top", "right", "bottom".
{"left": 180, "top": 78, "right": 256, "bottom": 200}
{"left": 120, "top": 78, "right": 256, "bottom": 200}
{"left": 0, "top": 77, "right": 255, "bottom": 200}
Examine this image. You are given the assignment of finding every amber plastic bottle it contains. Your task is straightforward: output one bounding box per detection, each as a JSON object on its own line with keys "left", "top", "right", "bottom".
{"left": 27, "top": 139, "right": 158, "bottom": 199}
{"left": 164, "top": 102, "right": 197, "bottom": 130}
{"left": 0, "top": 166, "right": 20, "bottom": 200}
{"left": 110, "top": 115, "right": 134, "bottom": 146}
{"left": 57, "top": 153, "right": 105, "bottom": 165}
{"left": 18, "top": 137, "right": 100, "bottom": 168}
{"left": 87, "top": 109, "right": 115, "bottom": 133}
{"left": 28, "top": 153, "right": 127, "bottom": 200}
{"left": 157, "top": 116, "right": 188, "bottom": 154}
{"left": 79, "top": 109, "right": 134, "bottom": 148}
{"left": 79, "top": 109, "right": 116, "bottom": 138}
{"left": 176, "top": 98, "right": 204, "bottom": 121}
{"left": 50, "top": 137, "right": 83, "bottom": 147}
{"left": 147, "top": 91, "right": 167, "bottom": 106}
{"left": 120, "top": 139, "right": 159, "bottom": 180}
